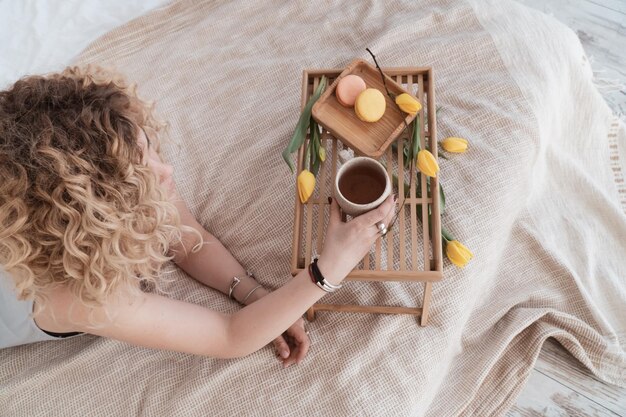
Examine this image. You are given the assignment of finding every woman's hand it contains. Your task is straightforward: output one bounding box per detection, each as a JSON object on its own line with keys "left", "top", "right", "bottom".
{"left": 272, "top": 317, "right": 310, "bottom": 368}
{"left": 267, "top": 194, "right": 395, "bottom": 367}
{"left": 317, "top": 194, "right": 396, "bottom": 285}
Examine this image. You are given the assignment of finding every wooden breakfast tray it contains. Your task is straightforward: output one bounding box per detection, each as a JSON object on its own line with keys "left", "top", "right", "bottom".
{"left": 291, "top": 66, "right": 443, "bottom": 326}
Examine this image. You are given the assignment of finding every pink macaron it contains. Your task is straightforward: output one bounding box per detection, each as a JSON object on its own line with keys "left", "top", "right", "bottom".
{"left": 335, "top": 74, "right": 367, "bottom": 107}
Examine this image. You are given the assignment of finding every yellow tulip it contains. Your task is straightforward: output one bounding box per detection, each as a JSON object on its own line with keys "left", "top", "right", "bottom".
{"left": 395, "top": 93, "right": 422, "bottom": 115}
{"left": 446, "top": 240, "right": 473, "bottom": 268}
{"left": 441, "top": 137, "right": 468, "bottom": 153}
{"left": 297, "top": 170, "right": 316, "bottom": 203}
{"left": 417, "top": 149, "right": 439, "bottom": 177}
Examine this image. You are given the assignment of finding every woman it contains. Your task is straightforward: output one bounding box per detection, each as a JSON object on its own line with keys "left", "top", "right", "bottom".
{"left": 0, "top": 66, "right": 395, "bottom": 367}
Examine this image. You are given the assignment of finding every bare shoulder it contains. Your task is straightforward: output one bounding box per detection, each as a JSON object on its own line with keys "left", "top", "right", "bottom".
{"left": 33, "top": 282, "right": 232, "bottom": 357}
{"left": 33, "top": 285, "right": 81, "bottom": 333}
{"left": 33, "top": 282, "right": 145, "bottom": 335}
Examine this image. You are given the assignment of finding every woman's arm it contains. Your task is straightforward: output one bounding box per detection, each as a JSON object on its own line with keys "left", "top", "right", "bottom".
{"left": 35, "top": 194, "right": 395, "bottom": 359}
{"left": 36, "top": 267, "right": 328, "bottom": 358}
{"left": 165, "top": 190, "right": 307, "bottom": 365}
{"left": 167, "top": 190, "right": 269, "bottom": 305}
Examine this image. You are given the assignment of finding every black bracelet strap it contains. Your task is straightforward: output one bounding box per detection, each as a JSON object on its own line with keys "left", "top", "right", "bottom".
{"left": 310, "top": 258, "right": 342, "bottom": 292}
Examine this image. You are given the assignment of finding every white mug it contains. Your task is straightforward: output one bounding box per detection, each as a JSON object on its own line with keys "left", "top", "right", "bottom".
{"left": 334, "top": 156, "right": 391, "bottom": 217}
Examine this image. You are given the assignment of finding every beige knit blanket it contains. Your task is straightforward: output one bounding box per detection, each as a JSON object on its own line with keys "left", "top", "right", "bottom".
{"left": 1, "top": 0, "right": 624, "bottom": 415}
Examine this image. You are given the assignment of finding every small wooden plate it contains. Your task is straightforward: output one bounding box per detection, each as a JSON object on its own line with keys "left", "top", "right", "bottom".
{"left": 311, "top": 59, "right": 418, "bottom": 159}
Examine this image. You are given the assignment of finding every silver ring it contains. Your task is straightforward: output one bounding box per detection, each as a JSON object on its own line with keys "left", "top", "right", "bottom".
{"left": 376, "top": 222, "right": 388, "bottom": 236}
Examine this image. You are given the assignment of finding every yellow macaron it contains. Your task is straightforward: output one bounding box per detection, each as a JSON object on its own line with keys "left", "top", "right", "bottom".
{"left": 354, "top": 88, "right": 386, "bottom": 122}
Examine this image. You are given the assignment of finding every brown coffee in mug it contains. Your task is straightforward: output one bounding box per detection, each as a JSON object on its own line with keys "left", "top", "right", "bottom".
{"left": 338, "top": 164, "right": 387, "bottom": 205}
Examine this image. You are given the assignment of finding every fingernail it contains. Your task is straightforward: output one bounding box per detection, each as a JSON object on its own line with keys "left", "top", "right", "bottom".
{"left": 281, "top": 350, "right": 289, "bottom": 358}
{"left": 327, "top": 197, "right": 332, "bottom": 204}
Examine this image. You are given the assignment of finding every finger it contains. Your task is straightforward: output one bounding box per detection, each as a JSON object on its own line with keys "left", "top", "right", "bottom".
{"left": 282, "top": 339, "right": 299, "bottom": 368}
{"left": 294, "top": 333, "right": 311, "bottom": 365}
{"left": 327, "top": 196, "right": 341, "bottom": 226}
{"left": 356, "top": 193, "right": 395, "bottom": 228}
{"left": 273, "top": 336, "right": 290, "bottom": 359}
{"left": 367, "top": 194, "right": 397, "bottom": 239}
{"left": 283, "top": 353, "right": 297, "bottom": 368}
{"left": 281, "top": 323, "right": 306, "bottom": 366}
{"left": 288, "top": 320, "right": 307, "bottom": 340}
{"left": 283, "top": 319, "right": 311, "bottom": 367}
{"left": 282, "top": 336, "right": 307, "bottom": 368}
{"left": 378, "top": 195, "right": 397, "bottom": 236}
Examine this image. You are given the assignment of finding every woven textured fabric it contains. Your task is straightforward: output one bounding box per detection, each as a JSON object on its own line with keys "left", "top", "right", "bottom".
{"left": 1, "top": 0, "right": 624, "bottom": 415}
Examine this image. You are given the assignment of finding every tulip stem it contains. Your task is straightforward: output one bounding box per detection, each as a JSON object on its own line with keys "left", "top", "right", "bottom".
{"left": 437, "top": 143, "right": 450, "bottom": 160}
{"left": 304, "top": 135, "right": 311, "bottom": 171}
{"left": 441, "top": 227, "right": 454, "bottom": 242}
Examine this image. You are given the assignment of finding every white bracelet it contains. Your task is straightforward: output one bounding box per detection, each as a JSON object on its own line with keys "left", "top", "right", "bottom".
{"left": 228, "top": 270, "right": 253, "bottom": 300}
{"left": 241, "top": 285, "right": 263, "bottom": 305}
{"left": 310, "top": 258, "right": 342, "bottom": 293}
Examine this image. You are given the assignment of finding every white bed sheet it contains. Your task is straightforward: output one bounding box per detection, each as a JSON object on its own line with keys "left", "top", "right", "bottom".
{"left": 0, "top": 0, "right": 170, "bottom": 89}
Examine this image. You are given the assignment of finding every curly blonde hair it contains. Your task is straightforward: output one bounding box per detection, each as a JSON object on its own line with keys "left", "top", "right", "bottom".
{"left": 0, "top": 65, "right": 198, "bottom": 315}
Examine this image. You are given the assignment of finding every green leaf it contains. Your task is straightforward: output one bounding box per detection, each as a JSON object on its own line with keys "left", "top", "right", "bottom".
{"left": 304, "top": 134, "right": 311, "bottom": 172}
{"left": 314, "top": 124, "right": 325, "bottom": 161}
{"left": 412, "top": 117, "right": 420, "bottom": 160}
{"left": 441, "top": 226, "right": 454, "bottom": 241}
{"left": 416, "top": 172, "right": 422, "bottom": 198}
{"left": 400, "top": 120, "right": 421, "bottom": 171}
{"left": 439, "top": 182, "right": 446, "bottom": 215}
{"left": 436, "top": 143, "right": 450, "bottom": 160}
{"left": 309, "top": 118, "right": 317, "bottom": 168}
{"left": 282, "top": 76, "right": 328, "bottom": 173}
{"left": 311, "top": 153, "right": 321, "bottom": 176}
{"left": 403, "top": 146, "right": 410, "bottom": 170}
{"left": 310, "top": 119, "right": 321, "bottom": 176}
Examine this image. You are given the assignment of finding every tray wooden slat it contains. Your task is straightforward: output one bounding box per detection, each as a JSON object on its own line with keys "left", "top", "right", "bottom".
{"left": 397, "top": 120, "right": 407, "bottom": 271}
{"left": 418, "top": 74, "right": 430, "bottom": 271}
{"left": 375, "top": 230, "right": 382, "bottom": 269}
{"left": 303, "top": 77, "right": 316, "bottom": 269}
{"left": 343, "top": 270, "right": 442, "bottom": 282}
{"left": 406, "top": 74, "right": 419, "bottom": 272}
{"left": 385, "top": 144, "right": 394, "bottom": 270}
{"left": 312, "top": 304, "right": 422, "bottom": 316}
{"left": 428, "top": 71, "right": 443, "bottom": 272}
{"left": 290, "top": 70, "right": 309, "bottom": 274}
{"left": 315, "top": 130, "right": 328, "bottom": 256}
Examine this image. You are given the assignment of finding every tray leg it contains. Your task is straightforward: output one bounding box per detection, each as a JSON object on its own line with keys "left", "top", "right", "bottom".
{"left": 306, "top": 306, "right": 316, "bottom": 322}
{"left": 420, "top": 282, "right": 433, "bottom": 326}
